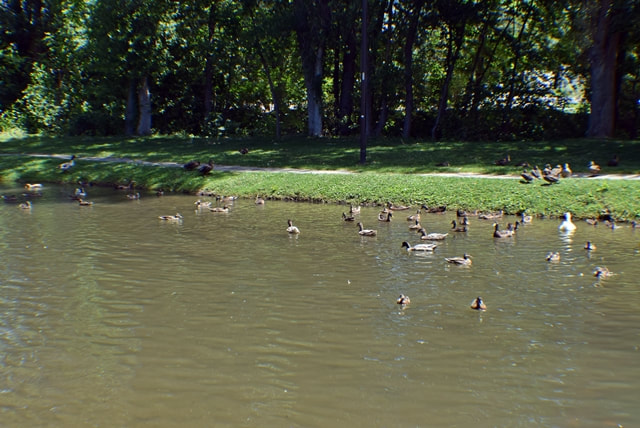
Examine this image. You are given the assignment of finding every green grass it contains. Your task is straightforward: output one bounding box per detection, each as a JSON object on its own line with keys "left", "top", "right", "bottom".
{"left": 1, "top": 134, "right": 639, "bottom": 220}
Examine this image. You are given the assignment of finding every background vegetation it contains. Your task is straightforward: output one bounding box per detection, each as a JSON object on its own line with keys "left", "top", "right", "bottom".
{"left": 1, "top": 0, "right": 639, "bottom": 142}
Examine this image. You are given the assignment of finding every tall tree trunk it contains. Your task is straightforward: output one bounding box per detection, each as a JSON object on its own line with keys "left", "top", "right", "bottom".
{"left": 294, "top": 0, "right": 330, "bottom": 137}
{"left": 125, "top": 78, "right": 137, "bottom": 136}
{"left": 258, "top": 50, "right": 281, "bottom": 139}
{"left": 339, "top": 29, "right": 357, "bottom": 135}
{"left": 587, "top": 0, "right": 622, "bottom": 138}
{"left": 431, "top": 23, "right": 465, "bottom": 140}
{"left": 137, "top": 75, "right": 152, "bottom": 136}
{"left": 402, "top": 0, "right": 425, "bottom": 139}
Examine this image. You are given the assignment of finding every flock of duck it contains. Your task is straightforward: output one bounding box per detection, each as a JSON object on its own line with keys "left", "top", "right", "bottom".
{"left": 515, "top": 156, "right": 619, "bottom": 185}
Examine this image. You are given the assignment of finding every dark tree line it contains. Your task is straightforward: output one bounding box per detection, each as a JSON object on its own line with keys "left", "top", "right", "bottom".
{"left": 1, "top": 0, "right": 639, "bottom": 140}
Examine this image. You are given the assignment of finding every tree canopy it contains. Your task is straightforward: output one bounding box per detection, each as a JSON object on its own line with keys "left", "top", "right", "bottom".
{"left": 1, "top": 0, "right": 638, "bottom": 140}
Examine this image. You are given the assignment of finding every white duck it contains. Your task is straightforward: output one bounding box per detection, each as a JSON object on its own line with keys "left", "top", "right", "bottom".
{"left": 558, "top": 212, "right": 576, "bottom": 232}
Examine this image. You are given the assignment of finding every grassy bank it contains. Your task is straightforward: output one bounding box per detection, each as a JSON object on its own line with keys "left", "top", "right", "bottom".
{"left": 1, "top": 135, "right": 639, "bottom": 220}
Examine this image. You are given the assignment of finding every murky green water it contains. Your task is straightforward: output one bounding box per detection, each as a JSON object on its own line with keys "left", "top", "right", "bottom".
{"left": 1, "top": 184, "right": 639, "bottom": 427}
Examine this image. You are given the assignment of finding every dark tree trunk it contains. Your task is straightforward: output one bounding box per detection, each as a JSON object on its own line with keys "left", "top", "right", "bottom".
{"left": 258, "top": 50, "right": 282, "bottom": 139}
{"left": 587, "top": 0, "right": 623, "bottom": 138}
{"left": 402, "top": 0, "right": 425, "bottom": 139}
{"left": 338, "top": 29, "right": 357, "bottom": 135}
{"left": 136, "top": 75, "right": 152, "bottom": 135}
{"left": 125, "top": 78, "right": 137, "bottom": 136}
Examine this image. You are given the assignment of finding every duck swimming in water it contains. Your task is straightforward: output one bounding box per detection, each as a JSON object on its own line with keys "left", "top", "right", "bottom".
{"left": 286, "top": 219, "right": 300, "bottom": 234}
{"left": 357, "top": 222, "right": 377, "bottom": 236}
{"left": 397, "top": 294, "right": 411, "bottom": 305}
{"left": 401, "top": 241, "right": 437, "bottom": 252}
{"left": 558, "top": 212, "right": 576, "bottom": 232}
{"left": 470, "top": 297, "right": 486, "bottom": 311}
{"left": 445, "top": 253, "right": 472, "bottom": 266}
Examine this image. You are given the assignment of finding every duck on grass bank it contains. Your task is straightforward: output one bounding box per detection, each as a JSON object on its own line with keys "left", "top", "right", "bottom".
{"left": 402, "top": 241, "right": 437, "bottom": 252}
{"left": 197, "top": 159, "right": 214, "bottom": 175}
{"left": 59, "top": 155, "right": 76, "bottom": 172}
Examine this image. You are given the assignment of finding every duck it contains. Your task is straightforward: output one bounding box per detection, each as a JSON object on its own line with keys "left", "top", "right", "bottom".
{"left": 631, "top": 220, "right": 638, "bottom": 228}
{"left": 561, "top": 163, "right": 572, "bottom": 178}
{"left": 585, "top": 218, "right": 598, "bottom": 226}
{"left": 493, "top": 223, "right": 513, "bottom": 238}
{"left": 255, "top": 196, "right": 265, "bottom": 205}
{"left": 114, "top": 181, "right": 135, "bottom": 191}
{"left": 593, "top": 266, "right": 612, "bottom": 278}
{"left": 78, "top": 199, "right": 94, "bottom": 206}
{"left": 286, "top": 219, "right": 300, "bottom": 234}
{"left": 408, "top": 219, "right": 422, "bottom": 230}
{"left": 59, "top": 155, "right": 76, "bottom": 172}
{"left": 74, "top": 187, "right": 87, "bottom": 199}
{"left": 545, "top": 251, "right": 560, "bottom": 262}
{"left": 530, "top": 165, "right": 542, "bottom": 179}
{"left": 24, "top": 183, "right": 44, "bottom": 190}
{"left": 450, "top": 220, "right": 468, "bottom": 232}
{"left": 588, "top": 160, "right": 601, "bottom": 176}
{"left": 155, "top": 189, "right": 165, "bottom": 197}
{"left": 520, "top": 213, "right": 533, "bottom": 224}
{"left": 520, "top": 170, "right": 536, "bottom": 183}
{"left": 183, "top": 160, "right": 200, "bottom": 170}
{"left": 217, "top": 195, "right": 238, "bottom": 203}
{"left": 127, "top": 192, "right": 141, "bottom": 200}
{"left": 209, "top": 205, "right": 230, "bottom": 213}
{"left": 479, "top": 210, "right": 503, "bottom": 220}
{"left": 239, "top": 147, "right": 250, "bottom": 155}
{"left": 407, "top": 210, "right": 421, "bottom": 222}
{"left": 357, "top": 222, "right": 377, "bottom": 236}
{"left": 349, "top": 204, "right": 361, "bottom": 215}
{"left": 445, "top": 253, "right": 472, "bottom": 265}
{"left": 607, "top": 154, "right": 619, "bottom": 167}
{"left": 387, "top": 202, "right": 410, "bottom": 211}
{"left": 378, "top": 210, "right": 393, "bottom": 222}
{"left": 457, "top": 209, "right": 478, "bottom": 217}
{"left": 159, "top": 213, "right": 183, "bottom": 221}
{"left": 470, "top": 297, "right": 487, "bottom": 311}
{"left": 421, "top": 204, "right": 447, "bottom": 214}
{"left": 584, "top": 241, "right": 596, "bottom": 251}
{"left": 417, "top": 228, "right": 448, "bottom": 241}
{"left": 494, "top": 154, "right": 511, "bottom": 166}
{"left": 604, "top": 220, "right": 618, "bottom": 230}
{"left": 435, "top": 161, "right": 450, "bottom": 167}
{"left": 461, "top": 216, "right": 470, "bottom": 226}
{"left": 342, "top": 212, "right": 356, "bottom": 222}
{"left": 18, "top": 201, "right": 32, "bottom": 210}
{"left": 197, "top": 159, "right": 214, "bottom": 175}
{"left": 194, "top": 199, "right": 212, "bottom": 209}
{"left": 2, "top": 194, "right": 18, "bottom": 203}
{"left": 402, "top": 241, "right": 437, "bottom": 252}
{"left": 542, "top": 173, "right": 560, "bottom": 184}
{"left": 397, "top": 294, "right": 411, "bottom": 305}
{"left": 558, "top": 212, "right": 576, "bottom": 232}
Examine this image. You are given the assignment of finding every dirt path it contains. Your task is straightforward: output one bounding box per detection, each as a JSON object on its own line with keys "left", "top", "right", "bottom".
{"left": 7, "top": 153, "right": 640, "bottom": 180}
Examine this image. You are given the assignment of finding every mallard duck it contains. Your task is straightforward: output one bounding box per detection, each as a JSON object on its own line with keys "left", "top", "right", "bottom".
{"left": 470, "top": 296, "right": 486, "bottom": 311}
{"left": 631, "top": 220, "right": 638, "bottom": 228}
{"left": 588, "top": 161, "right": 601, "bottom": 176}
{"left": 286, "top": 219, "right": 300, "bottom": 234}
{"left": 159, "top": 213, "right": 182, "bottom": 221}
{"left": 407, "top": 209, "right": 421, "bottom": 222}
{"left": 255, "top": 196, "right": 265, "bottom": 205}
{"left": 397, "top": 294, "right": 411, "bottom": 305}
{"left": 18, "top": 201, "right": 32, "bottom": 210}
{"left": 342, "top": 212, "right": 355, "bottom": 222}
{"left": 457, "top": 209, "right": 478, "bottom": 217}
{"left": 387, "top": 202, "right": 410, "bottom": 211}
{"left": 421, "top": 204, "right": 447, "bottom": 214}
{"left": 74, "top": 187, "right": 87, "bottom": 199}
{"left": 445, "top": 253, "right": 472, "bottom": 265}
{"left": 239, "top": 147, "right": 250, "bottom": 155}
{"left": 417, "top": 228, "right": 448, "bottom": 241}
{"left": 183, "top": 160, "right": 200, "bottom": 170}
{"left": 520, "top": 170, "right": 535, "bottom": 183}
{"left": 349, "top": 204, "right": 361, "bottom": 215}
{"left": 493, "top": 223, "right": 513, "bottom": 238}
{"left": 357, "top": 222, "right": 377, "bottom": 236}
{"left": 461, "top": 216, "right": 470, "bottom": 226}
{"left": 402, "top": 241, "right": 437, "bottom": 252}
{"left": 209, "top": 205, "right": 230, "bottom": 213}
{"left": 604, "top": 220, "right": 618, "bottom": 230}
{"left": 114, "top": 181, "right": 135, "bottom": 191}
{"left": 2, "top": 194, "right": 18, "bottom": 203}
{"left": 545, "top": 251, "right": 560, "bottom": 262}
{"left": 593, "top": 266, "right": 611, "bottom": 278}
{"left": 408, "top": 219, "right": 422, "bottom": 230}
{"left": 78, "top": 199, "right": 94, "bottom": 206}
{"left": 450, "top": 220, "right": 468, "bottom": 232}
{"left": 59, "top": 155, "right": 75, "bottom": 172}
{"left": 378, "top": 211, "right": 393, "bottom": 222}
{"left": 584, "top": 241, "right": 596, "bottom": 250}
{"left": 479, "top": 210, "right": 503, "bottom": 220}
{"left": 197, "top": 159, "right": 214, "bottom": 175}
{"left": 494, "top": 154, "right": 511, "bottom": 166}
{"left": 24, "top": 183, "right": 44, "bottom": 190}
{"left": 435, "top": 161, "right": 450, "bottom": 167}
{"left": 558, "top": 212, "right": 576, "bottom": 232}
{"left": 127, "top": 192, "right": 141, "bottom": 200}
{"left": 560, "top": 163, "right": 572, "bottom": 178}
{"left": 217, "top": 195, "right": 237, "bottom": 203}
{"left": 530, "top": 165, "right": 542, "bottom": 179}
{"left": 520, "top": 213, "right": 533, "bottom": 224}
{"left": 194, "top": 199, "right": 212, "bottom": 208}
{"left": 585, "top": 218, "right": 598, "bottom": 226}
{"left": 542, "top": 173, "right": 560, "bottom": 184}
{"left": 155, "top": 189, "right": 165, "bottom": 197}
{"left": 607, "top": 154, "right": 619, "bottom": 167}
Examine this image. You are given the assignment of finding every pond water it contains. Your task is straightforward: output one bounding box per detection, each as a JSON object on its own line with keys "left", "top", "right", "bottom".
{"left": 0, "top": 184, "right": 639, "bottom": 427}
